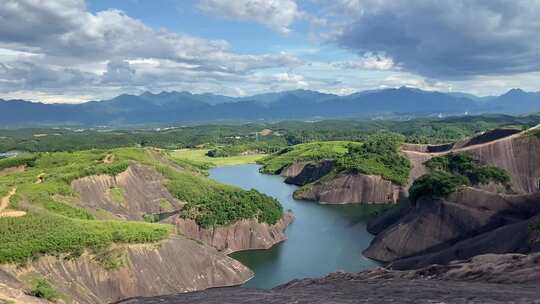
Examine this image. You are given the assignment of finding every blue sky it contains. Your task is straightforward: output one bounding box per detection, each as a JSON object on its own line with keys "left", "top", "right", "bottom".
{"left": 1, "top": 0, "right": 540, "bottom": 103}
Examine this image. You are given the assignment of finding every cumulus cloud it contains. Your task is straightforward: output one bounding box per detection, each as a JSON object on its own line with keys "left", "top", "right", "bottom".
{"left": 198, "top": 0, "right": 299, "bottom": 34}
{"left": 336, "top": 0, "right": 540, "bottom": 79}
{"left": 0, "top": 0, "right": 304, "bottom": 101}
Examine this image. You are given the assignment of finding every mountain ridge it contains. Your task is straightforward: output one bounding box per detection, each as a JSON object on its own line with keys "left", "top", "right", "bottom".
{"left": 1, "top": 87, "right": 539, "bottom": 126}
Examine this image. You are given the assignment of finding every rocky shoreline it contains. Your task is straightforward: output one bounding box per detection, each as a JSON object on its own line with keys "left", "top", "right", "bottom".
{"left": 116, "top": 253, "right": 540, "bottom": 304}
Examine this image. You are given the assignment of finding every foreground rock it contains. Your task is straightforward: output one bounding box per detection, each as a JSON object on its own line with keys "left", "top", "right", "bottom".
{"left": 116, "top": 253, "right": 540, "bottom": 304}
{"left": 0, "top": 237, "right": 252, "bottom": 304}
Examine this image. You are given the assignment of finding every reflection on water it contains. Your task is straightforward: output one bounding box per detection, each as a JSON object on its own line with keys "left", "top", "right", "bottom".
{"left": 209, "top": 164, "right": 380, "bottom": 289}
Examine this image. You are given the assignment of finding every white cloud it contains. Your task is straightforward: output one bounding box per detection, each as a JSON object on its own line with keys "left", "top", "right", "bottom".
{"left": 0, "top": 0, "right": 303, "bottom": 101}
{"left": 333, "top": 53, "right": 395, "bottom": 71}
{"left": 198, "top": 0, "right": 299, "bottom": 34}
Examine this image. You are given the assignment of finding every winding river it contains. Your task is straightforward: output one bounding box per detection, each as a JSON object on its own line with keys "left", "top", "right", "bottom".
{"left": 209, "top": 164, "right": 378, "bottom": 289}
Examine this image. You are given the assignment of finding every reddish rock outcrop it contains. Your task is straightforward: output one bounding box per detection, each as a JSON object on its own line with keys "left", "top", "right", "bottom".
{"left": 281, "top": 160, "right": 335, "bottom": 186}
{"left": 364, "top": 187, "right": 540, "bottom": 263}
{"left": 1, "top": 237, "right": 253, "bottom": 304}
{"left": 401, "top": 125, "right": 540, "bottom": 194}
{"left": 173, "top": 213, "right": 294, "bottom": 254}
{"left": 117, "top": 253, "right": 540, "bottom": 304}
{"left": 72, "top": 163, "right": 183, "bottom": 220}
{"left": 294, "top": 173, "right": 402, "bottom": 204}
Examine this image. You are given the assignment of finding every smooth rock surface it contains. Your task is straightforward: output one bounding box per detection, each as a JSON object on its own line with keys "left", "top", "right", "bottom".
{"left": 116, "top": 253, "right": 540, "bottom": 304}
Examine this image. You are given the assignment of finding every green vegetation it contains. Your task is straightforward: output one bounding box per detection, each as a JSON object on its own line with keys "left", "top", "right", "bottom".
{"left": 109, "top": 187, "right": 127, "bottom": 207}
{"left": 0, "top": 213, "right": 171, "bottom": 264}
{"left": 261, "top": 133, "right": 411, "bottom": 185}
{"left": 409, "top": 171, "right": 469, "bottom": 203}
{"left": 0, "top": 154, "right": 37, "bottom": 170}
{"left": 409, "top": 152, "right": 511, "bottom": 202}
{"left": 0, "top": 149, "right": 173, "bottom": 264}
{"left": 171, "top": 149, "right": 264, "bottom": 167}
{"left": 259, "top": 141, "right": 354, "bottom": 174}
{"left": 2, "top": 114, "right": 538, "bottom": 154}
{"left": 29, "top": 277, "right": 60, "bottom": 301}
{"left": 0, "top": 147, "right": 283, "bottom": 264}
{"left": 93, "top": 247, "right": 128, "bottom": 271}
{"left": 426, "top": 153, "right": 510, "bottom": 185}
{"left": 206, "top": 141, "right": 284, "bottom": 158}
{"left": 336, "top": 133, "right": 411, "bottom": 185}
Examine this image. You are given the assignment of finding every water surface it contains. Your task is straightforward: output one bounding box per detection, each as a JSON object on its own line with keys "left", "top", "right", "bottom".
{"left": 209, "top": 164, "right": 378, "bottom": 289}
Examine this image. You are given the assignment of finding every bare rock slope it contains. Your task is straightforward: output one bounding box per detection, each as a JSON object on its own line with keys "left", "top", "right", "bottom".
{"left": 0, "top": 237, "right": 252, "bottom": 304}
{"left": 294, "top": 172, "right": 402, "bottom": 204}
{"left": 72, "top": 163, "right": 183, "bottom": 220}
{"left": 173, "top": 213, "right": 294, "bottom": 254}
{"left": 364, "top": 188, "right": 540, "bottom": 262}
{"left": 117, "top": 253, "right": 540, "bottom": 304}
{"left": 366, "top": 125, "right": 540, "bottom": 267}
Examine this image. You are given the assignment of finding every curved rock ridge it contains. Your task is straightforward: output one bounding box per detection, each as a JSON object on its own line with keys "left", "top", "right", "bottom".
{"left": 0, "top": 237, "right": 253, "bottom": 304}
{"left": 116, "top": 253, "right": 540, "bottom": 304}
{"left": 172, "top": 212, "right": 294, "bottom": 254}
{"left": 280, "top": 160, "right": 335, "bottom": 186}
{"left": 390, "top": 214, "right": 540, "bottom": 270}
{"left": 72, "top": 163, "right": 183, "bottom": 220}
{"left": 400, "top": 127, "right": 523, "bottom": 154}
{"left": 294, "top": 173, "right": 402, "bottom": 204}
{"left": 364, "top": 187, "right": 540, "bottom": 263}
{"left": 401, "top": 124, "right": 540, "bottom": 194}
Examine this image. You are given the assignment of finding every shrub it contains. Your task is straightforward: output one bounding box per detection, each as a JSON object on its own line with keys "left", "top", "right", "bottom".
{"left": 30, "top": 278, "right": 60, "bottom": 301}
{"left": 409, "top": 171, "right": 469, "bottom": 203}
{"left": 0, "top": 154, "right": 37, "bottom": 170}
{"left": 411, "top": 152, "right": 512, "bottom": 202}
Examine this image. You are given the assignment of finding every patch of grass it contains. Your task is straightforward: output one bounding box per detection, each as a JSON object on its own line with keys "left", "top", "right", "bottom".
{"left": 0, "top": 213, "right": 172, "bottom": 264}
{"left": 159, "top": 199, "right": 174, "bottom": 212}
{"left": 92, "top": 247, "right": 128, "bottom": 271}
{"left": 171, "top": 149, "right": 265, "bottom": 167}
{"left": 29, "top": 278, "right": 60, "bottom": 301}
{"left": 109, "top": 187, "right": 127, "bottom": 207}
{"left": 335, "top": 133, "right": 411, "bottom": 185}
{"left": 259, "top": 141, "right": 354, "bottom": 174}
{"left": 142, "top": 213, "right": 160, "bottom": 223}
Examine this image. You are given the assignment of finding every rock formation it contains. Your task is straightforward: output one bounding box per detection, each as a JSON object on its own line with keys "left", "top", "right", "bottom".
{"left": 0, "top": 237, "right": 252, "bottom": 304}
{"left": 280, "top": 160, "right": 334, "bottom": 186}
{"left": 364, "top": 188, "right": 540, "bottom": 262}
{"left": 173, "top": 212, "right": 294, "bottom": 254}
{"left": 294, "top": 173, "right": 402, "bottom": 204}
{"left": 116, "top": 252, "right": 540, "bottom": 304}
{"left": 366, "top": 125, "right": 540, "bottom": 268}
{"left": 72, "top": 163, "right": 183, "bottom": 220}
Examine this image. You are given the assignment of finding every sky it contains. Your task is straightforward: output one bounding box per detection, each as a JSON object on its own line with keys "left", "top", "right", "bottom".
{"left": 1, "top": 0, "right": 540, "bottom": 103}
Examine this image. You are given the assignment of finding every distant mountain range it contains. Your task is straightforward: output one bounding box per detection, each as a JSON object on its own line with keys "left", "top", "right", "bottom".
{"left": 1, "top": 87, "right": 539, "bottom": 126}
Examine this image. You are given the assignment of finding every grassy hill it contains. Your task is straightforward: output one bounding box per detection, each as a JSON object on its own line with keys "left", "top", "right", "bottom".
{"left": 259, "top": 133, "right": 411, "bottom": 185}
{"left": 0, "top": 148, "right": 282, "bottom": 264}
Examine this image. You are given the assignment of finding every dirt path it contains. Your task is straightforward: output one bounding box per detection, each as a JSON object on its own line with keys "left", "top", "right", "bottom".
{"left": 0, "top": 188, "right": 26, "bottom": 218}
{"left": 104, "top": 153, "right": 115, "bottom": 164}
